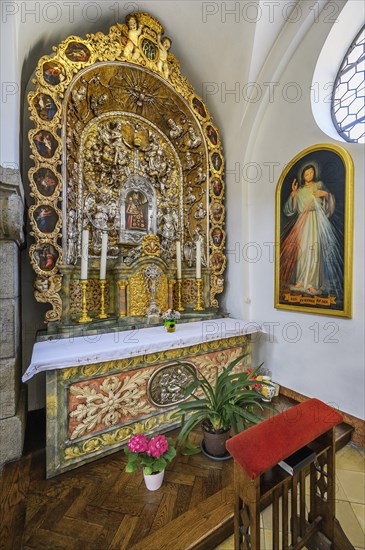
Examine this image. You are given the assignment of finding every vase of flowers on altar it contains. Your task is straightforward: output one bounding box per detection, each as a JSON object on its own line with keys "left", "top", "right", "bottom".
{"left": 124, "top": 433, "right": 176, "bottom": 490}
{"left": 162, "top": 309, "right": 181, "bottom": 332}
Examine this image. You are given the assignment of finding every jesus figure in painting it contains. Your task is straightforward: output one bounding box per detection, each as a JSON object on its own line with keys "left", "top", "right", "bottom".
{"left": 281, "top": 164, "right": 342, "bottom": 296}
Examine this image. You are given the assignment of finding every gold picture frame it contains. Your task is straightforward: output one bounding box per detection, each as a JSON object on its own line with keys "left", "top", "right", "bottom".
{"left": 275, "top": 144, "right": 353, "bottom": 318}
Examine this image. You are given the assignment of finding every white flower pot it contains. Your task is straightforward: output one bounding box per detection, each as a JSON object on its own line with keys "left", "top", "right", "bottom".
{"left": 143, "top": 469, "right": 165, "bottom": 491}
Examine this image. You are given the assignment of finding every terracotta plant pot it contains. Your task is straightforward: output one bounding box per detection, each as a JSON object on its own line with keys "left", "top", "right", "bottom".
{"left": 203, "top": 426, "right": 231, "bottom": 457}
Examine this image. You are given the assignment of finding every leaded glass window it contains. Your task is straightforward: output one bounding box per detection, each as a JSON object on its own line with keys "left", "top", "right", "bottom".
{"left": 331, "top": 25, "right": 365, "bottom": 143}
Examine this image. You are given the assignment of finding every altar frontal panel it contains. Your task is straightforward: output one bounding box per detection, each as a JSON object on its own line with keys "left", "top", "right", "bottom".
{"left": 46, "top": 335, "right": 251, "bottom": 477}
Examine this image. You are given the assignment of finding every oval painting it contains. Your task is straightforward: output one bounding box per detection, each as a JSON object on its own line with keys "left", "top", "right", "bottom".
{"left": 34, "top": 244, "right": 59, "bottom": 272}
{"left": 33, "top": 205, "right": 59, "bottom": 234}
{"left": 43, "top": 61, "right": 66, "bottom": 86}
{"left": 211, "top": 227, "right": 224, "bottom": 247}
{"left": 33, "top": 131, "right": 58, "bottom": 159}
{"left": 212, "top": 202, "right": 224, "bottom": 223}
{"left": 211, "top": 176, "right": 223, "bottom": 197}
{"left": 206, "top": 125, "right": 218, "bottom": 146}
{"left": 211, "top": 252, "right": 225, "bottom": 272}
{"left": 33, "top": 93, "right": 57, "bottom": 121}
{"left": 211, "top": 151, "right": 223, "bottom": 172}
{"left": 33, "top": 168, "right": 59, "bottom": 197}
{"left": 192, "top": 97, "right": 207, "bottom": 119}
{"left": 65, "top": 41, "right": 91, "bottom": 62}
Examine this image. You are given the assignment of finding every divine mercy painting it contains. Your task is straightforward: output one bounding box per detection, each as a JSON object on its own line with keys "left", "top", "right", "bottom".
{"left": 275, "top": 144, "right": 353, "bottom": 317}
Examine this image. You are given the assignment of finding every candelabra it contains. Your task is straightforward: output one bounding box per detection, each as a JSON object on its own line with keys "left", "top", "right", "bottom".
{"left": 98, "top": 279, "right": 108, "bottom": 319}
{"left": 193, "top": 278, "right": 204, "bottom": 311}
{"left": 78, "top": 279, "right": 92, "bottom": 323}
{"left": 176, "top": 279, "right": 184, "bottom": 311}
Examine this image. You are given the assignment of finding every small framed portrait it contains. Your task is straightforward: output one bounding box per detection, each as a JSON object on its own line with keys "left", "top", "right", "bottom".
{"left": 275, "top": 144, "right": 353, "bottom": 318}
{"left": 33, "top": 205, "right": 59, "bottom": 234}
{"left": 211, "top": 227, "right": 225, "bottom": 247}
{"left": 33, "top": 168, "right": 59, "bottom": 197}
{"left": 42, "top": 61, "right": 66, "bottom": 86}
{"left": 211, "top": 252, "right": 225, "bottom": 274}
{"left": 32, "top": 130, "right": 58, "bottom": 159}
{"left": 211, "top": 201, "right": 224, "bottom": 224}
{"left": 211, "top": 176, "right": 223, "bottom": 198}
{"left": 32, "top": 244, "right": 59, "bottom": 273}
{"left": 33, "top": 93, "right": 57, "bottom": 121}
{"left": 211, "top": 151, "right": 223, "bottom": 172}
{"left": 205, "top": 124, "right": 220, "bottom": 148}
{"left": 65, "top": 41, "right": 91, "bottom": 63}
{"left": 191, "top": 96, "right": 207, "bottom": 119}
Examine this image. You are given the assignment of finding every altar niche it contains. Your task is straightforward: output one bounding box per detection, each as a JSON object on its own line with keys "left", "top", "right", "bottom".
{"left": 27, "top": 12, "right": 226, "bottom": 327}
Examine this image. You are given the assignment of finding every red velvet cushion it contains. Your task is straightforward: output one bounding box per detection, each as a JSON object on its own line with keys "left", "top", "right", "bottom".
{"left": 226, "top": 398, "right": 343, "bottom": 480}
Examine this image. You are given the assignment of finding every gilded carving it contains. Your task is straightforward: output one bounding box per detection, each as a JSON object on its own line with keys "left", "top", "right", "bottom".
{"left": 147, "top": 362, "right": 196, "bottom": 407}
{"left": 61, "top": 344, "right": 247, "bottom": 466}
{"left": 177, "top": 278, "right": 205, "bottom": 306}
{"left": 64, "top": 409, "right": 176, "bottom": 461}
{"left": 142, "top": 234, "right": 161, "bottom": 257}
{"left": 69, "top": 279, "right": 110, "bottom": 315}
{"left": 28, "top": 12, "right": 226, "bottom": 322}
{"left": 68, "top": 372, "right": 152, "bottom": 440}
{"left": 129, "top": 270, "right": 168, "bottom": 316}
{"left": 33, "top": 274, "right": 63, "bottom": 322}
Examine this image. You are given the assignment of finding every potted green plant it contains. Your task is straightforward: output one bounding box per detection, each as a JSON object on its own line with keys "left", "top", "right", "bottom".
{"left": 171, "top": 354, "right": 273, "bottom": 457}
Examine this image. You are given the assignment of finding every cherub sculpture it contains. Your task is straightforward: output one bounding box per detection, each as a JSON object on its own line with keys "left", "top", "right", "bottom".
{"left": 157, "top": 36, "right": 171, "bottom": 79}
{"left": 122, "top": 15, "right": 143, "bottom": 61}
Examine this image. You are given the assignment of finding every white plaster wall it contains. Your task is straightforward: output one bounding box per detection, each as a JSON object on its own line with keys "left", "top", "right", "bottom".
{"left": 245, "top": 2, "right": 365, "bottom": 418}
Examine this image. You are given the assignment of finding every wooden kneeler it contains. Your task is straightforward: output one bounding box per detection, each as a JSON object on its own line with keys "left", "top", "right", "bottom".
{"left": 226, "top": 398, "right": 355, "bottom": 550}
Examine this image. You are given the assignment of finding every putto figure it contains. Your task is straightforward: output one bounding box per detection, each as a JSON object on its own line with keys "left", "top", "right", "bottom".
{"left": 122, "top": 15, "right": 143, "bottom": 61}
{"left": 157, "top": 36, "right": 171, "bottom": 79}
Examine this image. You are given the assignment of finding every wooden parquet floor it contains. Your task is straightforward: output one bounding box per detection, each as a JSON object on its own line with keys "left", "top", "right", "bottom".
{"left": 0, "top": 410, "right": 235, "bottom": 550}
{"left": 0, "top": 398, "right": 353, "bottom": 550}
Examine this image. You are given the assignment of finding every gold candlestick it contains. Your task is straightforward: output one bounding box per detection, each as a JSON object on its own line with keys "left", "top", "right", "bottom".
{"left": 98, "top": 279, "right": 108, "bottom": 319}
{"left": 78, "top": 279, "right": 92, "bottom": 323}
{"left": 193, "top": 278, "right": 204, "bottom": 311}
{"left": 177, "top": 279, "right": 184, "bottom": 311}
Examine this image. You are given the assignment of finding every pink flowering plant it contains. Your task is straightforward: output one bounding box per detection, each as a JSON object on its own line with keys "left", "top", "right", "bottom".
{"left": 124, "top": 433, "right": 176, "bottom": 475}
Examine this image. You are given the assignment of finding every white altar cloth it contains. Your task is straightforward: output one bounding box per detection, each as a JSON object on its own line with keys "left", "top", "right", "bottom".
{"left": 22, "top": 318, "right": 261, "bottom": 382}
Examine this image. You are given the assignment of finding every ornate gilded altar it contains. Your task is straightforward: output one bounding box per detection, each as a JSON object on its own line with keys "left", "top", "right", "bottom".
{"left": 27, "top": 12, "right": 226, "bottom": 327}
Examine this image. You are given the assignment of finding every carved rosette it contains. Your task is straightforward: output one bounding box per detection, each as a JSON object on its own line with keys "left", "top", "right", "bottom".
{"left": 28, "top": 12, "right": 225, "bottom": 323}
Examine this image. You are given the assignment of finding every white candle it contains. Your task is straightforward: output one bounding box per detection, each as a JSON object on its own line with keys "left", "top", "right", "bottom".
{"left": 196, "top": 240, "right": 201, "bottom": 279}
{"left": 176, "top": 241, "right": 182, "bottom": 279}
{"left": 100, "top": 231, "right": 108, "bottom": 280}
{"left": 80, "top": 229, "right": 89, "bottom": 280}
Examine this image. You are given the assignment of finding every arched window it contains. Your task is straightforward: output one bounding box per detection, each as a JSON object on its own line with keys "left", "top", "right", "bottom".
{"left": 331, "top": 25, "right": 365, "bottom": 143}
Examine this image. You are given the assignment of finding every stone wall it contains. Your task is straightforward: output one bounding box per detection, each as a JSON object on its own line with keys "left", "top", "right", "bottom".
{"left": 0, "top": 165, "right": 26, "bottom": 469}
